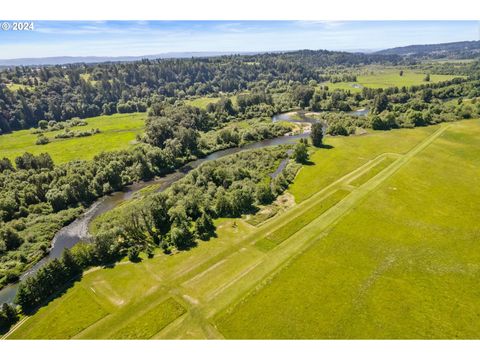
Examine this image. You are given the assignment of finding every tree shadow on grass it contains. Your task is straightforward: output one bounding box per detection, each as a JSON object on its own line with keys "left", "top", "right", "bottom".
{"left": 302, "top": 160, "right": 316, "bottom": 166}
{"left": 198, "top": 230, "right": 218, "bottom": 243}
{"left": 22, "top": 272, "right": 84, "bottom": 317}
{"left": 319, "top": 144, "right": 334, "bottom": 150}
{"left": 177, "top": 241, "right": 198, "bottom": 252}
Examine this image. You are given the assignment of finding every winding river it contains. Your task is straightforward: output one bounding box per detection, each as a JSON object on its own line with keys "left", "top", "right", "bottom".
{"left": 0, "top": 108, "right": 368, "bottom": 304}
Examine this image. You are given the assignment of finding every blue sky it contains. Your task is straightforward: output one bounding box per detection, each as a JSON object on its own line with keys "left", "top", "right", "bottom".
{"left": 0, "top": 21, "right": 478, "bottom": 58}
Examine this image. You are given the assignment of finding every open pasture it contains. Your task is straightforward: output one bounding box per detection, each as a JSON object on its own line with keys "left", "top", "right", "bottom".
{"left": 217, "top": 120, "right": 480, "bottom": 339}
{"left": 0, "top": 112, "right": 146, "bottom": 164}
{"left": 325, "top": 69, "right": 461, "bottom": 92}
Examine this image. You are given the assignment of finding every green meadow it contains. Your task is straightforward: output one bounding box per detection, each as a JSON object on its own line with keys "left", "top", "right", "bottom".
{"left": 0, "top": 112, "right": 146, "bottom": 164}
{"left": 217, "top": 120, "right": 480, "bottom": 339}
{"left": 6, "top": 119, "right": 480, "bottom": 339}
{"left": 6, "top": 83, "right": 35, "bottom": 92}
{"left": 288, "top": 125, "right": 437, "bottom": 202}
{"left": 184, "top": 94, "right": 239, "bottom": 109}
{"left": 325, "top": 69, "right": 460, "bottom": 92}
{"left": 184, "top": 96, "right": 222, "bottom": 109}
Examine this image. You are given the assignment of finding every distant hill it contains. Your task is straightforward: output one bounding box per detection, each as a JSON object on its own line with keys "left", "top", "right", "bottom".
{"left": 376, "top": 40, "right": 480, "bottom": 59}
{"left": 2, "top": 39, "right": 479, "bottom": 67}
{"left": 0, "top": 51, "right": 259, "bottom": 66}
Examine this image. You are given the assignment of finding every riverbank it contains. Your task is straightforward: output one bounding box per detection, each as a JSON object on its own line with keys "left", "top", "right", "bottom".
{"left": 0, "top": 112, "right": 313, "bottom": 304}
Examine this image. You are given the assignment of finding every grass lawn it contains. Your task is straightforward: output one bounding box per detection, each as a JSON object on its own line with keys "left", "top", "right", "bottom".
{"left": 0, "top": 112, "right": 146, "bottom": 164}
{"left": 216, "top": 119, "right": 480, "bottom": 339}
{"left": 111, "top": 297, "right": 186, "bottom": 339}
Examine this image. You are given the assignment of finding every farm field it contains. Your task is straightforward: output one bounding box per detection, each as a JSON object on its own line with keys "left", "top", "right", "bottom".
{"left": 6, "top": 120, "right": 479, "bottom": 339}
{"left": 288, "top": 125, "right": 438, "bottom": 202}
{"left": 0, "top": 112, "right": 146, "bottom": 164}
{"left": 325, "top": 69, "right": 461, "bottom": 92}
{"left": 217, "top": 119, "right": 480, "bottom": 339}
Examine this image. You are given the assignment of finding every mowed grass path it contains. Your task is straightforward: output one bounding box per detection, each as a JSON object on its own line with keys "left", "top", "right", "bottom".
{"left": 8, "top": 121, "right": 477, "bottom": 339}
{"left": 216, "top": 120, "right": 480, "bottom": 339}
{"left": 0, "top": 113, "right": 146, "bottom": 164}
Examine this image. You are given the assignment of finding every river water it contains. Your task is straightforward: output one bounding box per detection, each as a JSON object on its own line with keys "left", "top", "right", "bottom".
{"left": 0, "top": 108, "right": 368, "bottom": 304}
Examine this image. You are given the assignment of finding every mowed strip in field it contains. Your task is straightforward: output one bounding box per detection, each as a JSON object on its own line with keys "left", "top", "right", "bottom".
{"left": 0, "top": 112, "right": 146, "bottom": 164}
{"left": 7, "top": 121, "right": 479, "bottom": 339}
{"left": 216, "top": 120, "right": 480, "bottom": 339}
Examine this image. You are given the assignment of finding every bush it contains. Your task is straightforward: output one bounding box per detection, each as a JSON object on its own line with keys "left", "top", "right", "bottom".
{"left": 127, "top": 247, "right": 140, "bottom": 262}
{"left": 35, "top": 134, "right": 50, "bottom": 145}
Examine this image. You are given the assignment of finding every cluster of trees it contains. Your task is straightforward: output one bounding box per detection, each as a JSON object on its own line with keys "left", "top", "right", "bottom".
{"left": 34, "top": 126, "right": 102, "bottom": 145}
{"left": 293, "top": 139, "right": 310, "bottom": 164}
{"left": 200, "top": 119, "right": 291, "bottom": 153}
{"left": 0, "top": 303, "right": 18, "bottom": 331}
{"left": 92, "top": 147, "right": 299, "bottom": 253}
{"left": 15, "top": 249, "right": 81, "bottom": 312}
{"left": 0, "top": 147, "right": 167, "bottom": 288}
{"left": 366, "top": 79, "right": 480, "bottom": 130}
{"left": 14, "top": 147, "right": 301, "bottom": 311}
{"left": 288, "top": 85, "right": 361, "bottom": 113}
{"left": 53, "top": 127, "right": 101, "bottom": 140}
{"left": 201, "top": 91, "right": 290, "bottom": 123}
{"left": 32, "top": 117, "right": 88, "bottom": 134}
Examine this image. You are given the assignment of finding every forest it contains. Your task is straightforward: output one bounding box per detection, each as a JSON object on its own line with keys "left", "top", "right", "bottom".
{"left": 0, "top": 49, "right": 412, "bottom": 134}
